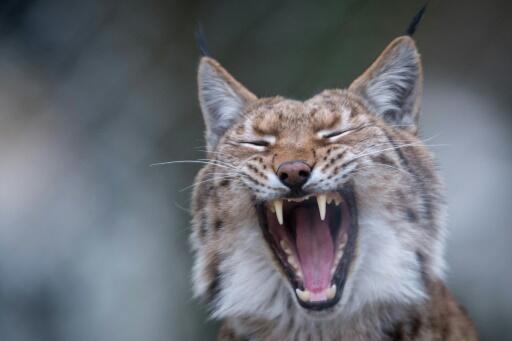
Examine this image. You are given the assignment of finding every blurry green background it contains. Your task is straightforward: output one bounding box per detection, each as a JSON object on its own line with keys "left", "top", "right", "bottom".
{"left": 0, "top": 0, "right": 510, "bottom": 340}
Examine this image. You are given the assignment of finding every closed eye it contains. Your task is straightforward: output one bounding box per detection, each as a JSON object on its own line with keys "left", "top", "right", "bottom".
{"left": 321, "top": 125, "right": 368, "bottom": 140}
{"left": 240, "top": 140, "right": 270, "bottom": 147}
{"left": 322, "top": 128, "right": 355, "bottom": 139}
{"left": 323, "top": 130, "right": 348, "bottom": 139}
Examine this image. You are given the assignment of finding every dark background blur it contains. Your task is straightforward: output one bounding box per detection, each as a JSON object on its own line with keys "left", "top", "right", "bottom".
{"left": 0, "top": 0, "right": 510, "bottom": 340}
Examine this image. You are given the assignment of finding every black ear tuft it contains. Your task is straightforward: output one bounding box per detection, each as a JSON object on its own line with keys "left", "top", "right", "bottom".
{"left": 195, "top": 23, "right": 210, "bottom": 57}
{"left": 406, "top": 2, "right": 428, "bottom": 36}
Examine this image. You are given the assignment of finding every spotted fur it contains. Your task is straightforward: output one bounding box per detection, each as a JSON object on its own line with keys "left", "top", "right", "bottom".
{"left": 189, "top": 36, "right": 477, "bottom": 340}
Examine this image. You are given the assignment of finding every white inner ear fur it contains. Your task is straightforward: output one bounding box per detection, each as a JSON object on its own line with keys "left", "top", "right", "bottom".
{"left": 350, "top": 37, "right": 422, "bottom": 131}
{"left": 363, "top": 44, "right": 419, "bottom": 117}
{"left": 198, "top": 58, "right": 256, "bottom": 149}
{"left": 199, "top": 64, "right": 245, "bottom": 134}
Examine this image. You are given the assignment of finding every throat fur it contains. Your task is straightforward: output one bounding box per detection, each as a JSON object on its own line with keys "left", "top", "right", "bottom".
{"left": 218, "top": 280, "right": 477, "bottom": 341}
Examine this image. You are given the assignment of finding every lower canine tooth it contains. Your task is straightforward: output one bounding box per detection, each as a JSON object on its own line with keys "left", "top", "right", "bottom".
{"left": 317, "top": 194, "right": 327, "bottom": 220}
{"left": 295, "top": 288, "right": 311, "bottom": 302}
{"left": 273, "top": 200, "right": 283, "bottom": 225}
{"left": 327, "top": 284, "right": 337, "bottom": 299}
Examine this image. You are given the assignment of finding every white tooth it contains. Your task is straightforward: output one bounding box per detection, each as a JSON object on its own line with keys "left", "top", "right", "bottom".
{"left": 274, "top": 200, "right": 283, "bottom": 225}
{"left": 317, "top": 194, "right": 327, "bottom": 220}
{"left": 335, "top": 250, "right": 344, "bottom": 264}
{"left": 327, "top": 284, "right": 337, "bottom": 299}
{"left": 333, "top": 192, "right": 342, "bottom": 205}
{"left": 281, "top": 240, "right": 292, "bottom": 255}
{"left": 340, "top": 233, "right": 348, "bottom": 246}
{"left": 295, "top": 288, "right": 311, "bottom": 302}
{"left": 287, "top": 255, "right": 298, "bottom": 269}
{"left": 297, "top": 269, "right": 303, "bottom": 279}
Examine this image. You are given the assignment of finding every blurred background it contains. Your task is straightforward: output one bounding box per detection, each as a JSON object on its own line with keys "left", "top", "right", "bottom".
{"left": 0, "top": 0, "right": 510, "bottom": 340}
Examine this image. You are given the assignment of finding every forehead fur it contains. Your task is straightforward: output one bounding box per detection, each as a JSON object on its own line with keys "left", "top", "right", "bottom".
{"left": 244, "top": 90, "right": 370, "bottom": 136}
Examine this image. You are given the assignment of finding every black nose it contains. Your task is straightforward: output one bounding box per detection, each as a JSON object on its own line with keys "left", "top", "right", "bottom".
{"left": 276, "top": 161, "right": 311, "bottom": 191}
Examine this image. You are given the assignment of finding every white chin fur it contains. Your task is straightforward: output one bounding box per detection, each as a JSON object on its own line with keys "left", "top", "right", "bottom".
{"left": 195, "top": 204, "right": 427, "bottom": 325}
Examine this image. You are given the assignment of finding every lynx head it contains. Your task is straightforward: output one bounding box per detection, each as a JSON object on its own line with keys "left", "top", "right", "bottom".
{"left": 190, "top": 36, "right": 445, "bottom": 322}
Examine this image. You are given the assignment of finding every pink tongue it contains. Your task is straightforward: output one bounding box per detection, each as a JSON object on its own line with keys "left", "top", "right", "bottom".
{"left": 295, "top": 206, "right": 334, "bottom": 293}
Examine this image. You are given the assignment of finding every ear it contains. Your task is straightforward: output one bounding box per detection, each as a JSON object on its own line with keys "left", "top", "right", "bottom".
{"left": 198, "top": 57, "right": 257, "bottom": 150}
{"left": 349, "top": 36, "right": 423, "bottom": 134}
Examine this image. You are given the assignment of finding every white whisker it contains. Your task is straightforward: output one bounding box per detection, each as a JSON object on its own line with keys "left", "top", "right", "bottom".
{"left": 149, "top": 160, "right": 238, "bottom": 172}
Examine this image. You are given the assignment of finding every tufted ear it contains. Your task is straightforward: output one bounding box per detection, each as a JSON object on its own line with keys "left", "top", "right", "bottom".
{"left": 349, "top": 36, "right": 423, "bottom": 134}
{"left": 198, "top": 57, "right": 257, "bottom": 150}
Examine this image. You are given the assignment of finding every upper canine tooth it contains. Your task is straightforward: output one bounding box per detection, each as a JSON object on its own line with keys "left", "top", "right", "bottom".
{"left": 295, "top": 288, "right": 311, "bottom": 302}
{"left": 274, "top": 200, "right": 283, "bottom": 225}
{"left": 317, "top": 194, "right": 327, "bottom": 220}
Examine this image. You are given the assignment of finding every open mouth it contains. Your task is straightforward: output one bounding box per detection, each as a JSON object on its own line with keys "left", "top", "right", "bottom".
{"left": 256, "top": 186, "right": 358, "bottom": 311}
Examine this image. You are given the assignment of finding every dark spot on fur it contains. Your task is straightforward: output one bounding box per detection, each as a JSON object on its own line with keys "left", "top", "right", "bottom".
{"left": 350, "top": 107, "right": 358, "bottom": 118}
{"left": 406, "top": 207, "right": 418, "bottom": 222}
{"left": 409, "top": 314, "right": 422, "bottom": 339}
{"left": 324, "top": 100, "right": 336, "bottom": 108}
{"left": 335, "top": 151, "right": 346, "bottom": 160}
{"left": 383, "top": 321, "right": 405, "bottom": 341}
{"left": 372, "top": 154, "right": 396, "bottom": 167}
{"left": 206, "top": 254, "right": 222, "bottom": 304}
{"left": 416, "top": 251, "right": 429, "bottom": 289}
{"left": 215, "top": 219, "right": 223, "bottom": 230}
{"left": 383, "top": 311, "right": 423, "bottom": 340}
{"left": 220, "top": 179, "right": 230, "bottom": 187}
{"left": 199, "top": 211, "right": 208, "bottom": 238}
{"left": 247, "top": 164, "right": 258, "bottom": 172}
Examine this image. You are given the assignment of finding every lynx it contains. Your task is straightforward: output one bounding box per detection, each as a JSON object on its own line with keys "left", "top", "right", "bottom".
{"left": 189, "top": 31, "right": 477, "bottom": 340}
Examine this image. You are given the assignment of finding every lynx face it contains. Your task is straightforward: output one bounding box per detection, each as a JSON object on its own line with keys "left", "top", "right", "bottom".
{"left": 191, "top": 37, "right": 445, "bottom": 323}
